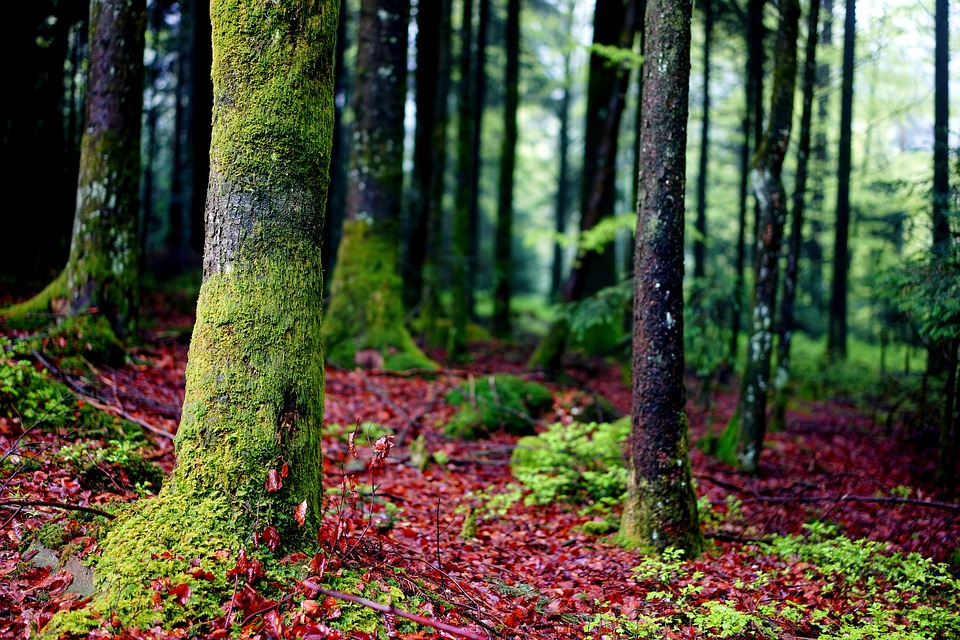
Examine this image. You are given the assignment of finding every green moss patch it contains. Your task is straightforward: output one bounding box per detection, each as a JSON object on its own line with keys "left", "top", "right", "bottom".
{"left": 510, "top": 417, "right": 630, "bottom": 504}
{"left": 445, "top": 374, "right": 553, "bottom": 439}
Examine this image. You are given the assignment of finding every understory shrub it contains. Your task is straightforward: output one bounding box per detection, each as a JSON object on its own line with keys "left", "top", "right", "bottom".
{"left": 445, "top": 374, "right": 553, "bottom": 439}
{"left": 510, "top": 417, "right": 630, "bottom": 504}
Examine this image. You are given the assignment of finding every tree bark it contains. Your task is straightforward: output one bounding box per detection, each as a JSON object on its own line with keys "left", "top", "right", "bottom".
{"left": 692, "top": 0, "right": 712, "bottom": 280}
{"left": 492, "top": 0, "right": 521, "bottom": 339}
{"left": 828, "top": 0, "right": 855, "bottom": 360}
{"left": 551, "top": 1, "right": 575, "bottom": 303}
{"left": 47, "top": 1, "right": 339, "bottom": 631}
{"left": 619, "top": 0, "right": 701, "bottom": 556}
{"left": 772, "top": 0, "right": 820, "bottom": 431}
{"left": 726, "top": 0, "right": 801, "bottom": 473}
{"left": 63, "top": 0, "right": 147, "bottom": 340}
{"left": 325, "top": 0, "right": 431, "bottom": 371}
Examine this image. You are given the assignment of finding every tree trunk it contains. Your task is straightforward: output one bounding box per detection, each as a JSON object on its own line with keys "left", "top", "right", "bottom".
{"left": 49, "top": 0, "right": 339, "bottom": 632}
{"left": 406, "top": 0, "right": 452, "bottom": 312}
{"left": 692, "top": 0, "right": 712, "bottom": 281}
{"left": 322, "top": 0, "right": 351, "bottom": 281}
{"left": 551, "top": 1, "right": 575, "bottom": 303}
{"left": 451, "top": 0, "right": 476, "bottom": 361}
{"left": 492, "top": 0, "right": 521, "bottom": 339}
{"left": 731, "top": 0, "right": 766, "bottom": 359}
{"left": 619, "top": 0, "right": 701, "bottom": 556}
{"left": 828, "top": 0, "right": 855, "bottom": 360}
{"left": 772, "top": 0, "right": 820, "bottom": 431}
{"left": 467, "top": 0, "right": 489, "bottom": 319}
{"left": 725, "top": 0, "right": 801, "bottom": 474}
{"left": 529, "top": 0, "right": 638, "bottom": 373}
{"left": 325, "top": 0, "right": 431, "bottom": 371}
{"left": 928, "top": 0, "right": 951, "bottom": 375}
{"left": 63, "top": 0, "right": 147, "bottom": 340}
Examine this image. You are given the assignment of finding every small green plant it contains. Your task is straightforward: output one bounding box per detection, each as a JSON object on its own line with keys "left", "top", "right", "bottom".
{"left": 56, "top": 439, "right": 164, "bottom": 494}
{"left": 510, "top": 418, "right": 629, "bottom": 505}
{"left": 445, "top": 374, "right": 553, "bottom": 439}
{"left": 1, "top": 338, "right": 70, "bottom": 425}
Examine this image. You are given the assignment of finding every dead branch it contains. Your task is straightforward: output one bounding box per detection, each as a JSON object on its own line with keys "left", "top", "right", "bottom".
{"left": 0, "top": 499, "right": 116, "bottom": 519}
{"left": 302, "top": 581, "right": 487, "bottom": 640}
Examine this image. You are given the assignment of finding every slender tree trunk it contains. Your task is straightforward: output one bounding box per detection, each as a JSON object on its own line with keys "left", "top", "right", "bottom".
{"left": 732, "top": 0, "right": 765, "bottom": 359}
{"left": 929, "top": 0, "right": 951, "bottom": 375}
{"left": 551, "top": 1, "right": 575, "bottom": 302}
{"left": 772, "top": 0, "right": 820, "bottom": 432}
{"left": 451, "top": 0, "right": 476, "bottom": 361}
{"left": 529, "top": 0, "right": 638, "bottom": 373}
{"left": 323, "top": 0, "right": 351, "bottom": 281}
{"left": 406, "top": 0, "right": 450, "bottom": 311}
{"left": 467, "top": 0, "right": 489, "bottom": 319}
{"left": 693, "top": 0, "right": 712, "bottom": 280}
{"left": 726, "top": 0, "right": 801, "bottom": 474}
{"left": 325, "top": 0, "right": 431, "bottom": 371}
{"left": 620, "top": 0, "right": 701, "bottom": 556}
{"left": 47, "top": 1, "right": 339, "bottom": 631}
{"left": 189, "top": 0, "right": 211, "bottom": 258}
{"left": 493, "top": 0, "right": 521, "bottom": 339}
{"left": 828, "top": 0, "right": 855, "bottom": 360}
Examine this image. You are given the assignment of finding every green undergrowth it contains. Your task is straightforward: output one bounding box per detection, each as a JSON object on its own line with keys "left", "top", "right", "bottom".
{"left": 583, "top": 523, "right": 960, "bottom": 639}
{"left": 55, "top": 439, "right": 164, "bottom": 495}
{"left": 0, "top": 337, "right": 143, "bottom": 441}
{"left": 445, "top": 373, "right": 553, "bottom": 439}
{"left": 510, "top": 417, "right": 630, "bottom": 504}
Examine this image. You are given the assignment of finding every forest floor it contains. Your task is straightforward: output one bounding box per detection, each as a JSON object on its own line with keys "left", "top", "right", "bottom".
{"left": 1, "top": 284, "right": 959, "bottom": 639}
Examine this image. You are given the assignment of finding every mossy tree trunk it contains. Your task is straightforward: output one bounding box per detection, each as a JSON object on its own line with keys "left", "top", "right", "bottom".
{"left": 3, "top": 0, "right": 145, "bottom": 339}
{"left": 49, "top": 0, "right": 338, "bottom": 632}
{"left": 772, "top": 0, "right": 820, "bottom": 431}
{"left": 324, "top": 0, "right": 433, "bottom": 371}
{"left": 618, "top": 0, "right": 701, "bottom": 557}
{"left": 724, "top": 0, "right": 800, "bottom": 474}
{"left": 492, "top": 0, "right": 521, "bottom": 339}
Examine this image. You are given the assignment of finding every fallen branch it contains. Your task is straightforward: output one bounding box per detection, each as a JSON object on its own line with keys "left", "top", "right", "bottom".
{"left": 302, "top": 582, "right": 487, "bottom": 640}
{"left": 0, "top": 499, "right": 116, "bottom": 519}
{"left": 712, "top": 495, "right": 960, "bottom": 512}
{"left": 31, "top": 350, "right": 175, "bottom": 440}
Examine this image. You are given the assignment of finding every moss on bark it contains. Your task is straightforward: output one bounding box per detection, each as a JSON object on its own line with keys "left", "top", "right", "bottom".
{"left": 324, "top": 220, "right": 435, "bottom": 371}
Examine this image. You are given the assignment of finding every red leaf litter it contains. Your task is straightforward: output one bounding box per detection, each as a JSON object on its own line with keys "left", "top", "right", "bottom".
{"left": 1, "top": 295, "right": 958, "bottom": 639}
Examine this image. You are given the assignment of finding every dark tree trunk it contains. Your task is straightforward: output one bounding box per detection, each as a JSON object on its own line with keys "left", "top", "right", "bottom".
{"left": 189, "top": 0, "right": 212, "bottom": 258}
{"left": 929, "top": 0, "right": 951, "bottom": 375}
{"left": 732, "top": 0, "right": 765, "bottom": 359}
{"left": 325, "top": 0, "right": 431, "bottom": 370}
{"left": 467, "top": 0, "right": 490, "bottom": 319}
{"left": 323, "top": 0, "right": 351, "bottom": 280}
{"left": 493, "top": 0, "right": 521, "bottom": 339}
{"left": 406, "top": 0, "right": 452, "bottom": 312}
{"left": 620, "top": 0, "right": 701, "bottom": 556}
{"left": 529, "top": 0, "right": 638, "bottom": 373}
{"left": 828, "top": 0, "right": 855, "bottom": 360}
{"left": 807, "top": 0, "right": 832, "bottom": 318}
{"left": 551, "top": 1, "right": 575, "bottom": 302}
{"left": 45, "top": 1, "right": 340, "bottom": 631}
{"left": 727, "top": 0, "right": 801, "bottom": 473}
{"left": 772, "top": 0, "right": 820, "bottom": 431}
{"left": 693, "top": 0, "right": 712, "bottom": 280}
{"left": 451, "top": 0, "right": 476, "bottom": 361}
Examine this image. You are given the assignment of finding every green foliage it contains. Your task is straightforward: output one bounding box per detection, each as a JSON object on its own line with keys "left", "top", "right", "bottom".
{"left": 510, "top": 418, "right": 630, "bottom": 505}
{"left": 586, "top": 43, "right": 644, "bottom": 69}
{"left": 39, "top": 314, "right": 126, "bottom": 365}
{"left": 874, "top": 245, "right": 960, "bottom": 345}
{"left": 445, "top": 374, "right": 553, "bottom": 439}
{"left": 586, "top": 525, "right": 960, "bottom": 639}
{"left": 1, "top": 338, "right": 70, "bottom": 425}
{"left": 55, "top": 439, "right": 164, "bottom": 495}
{"left": 686, "top": 277, "right": 736, "bottom": 378}
{"left": 556, "top": 279, "right": 631, "bottom": 346}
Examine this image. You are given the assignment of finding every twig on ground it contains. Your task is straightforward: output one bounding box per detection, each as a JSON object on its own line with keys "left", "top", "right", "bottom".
{"left": 303, "top": 582, "right": 488, "bottom": 640}
{"left": 0, "top": 499, "right": 115, "bottom": 519}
